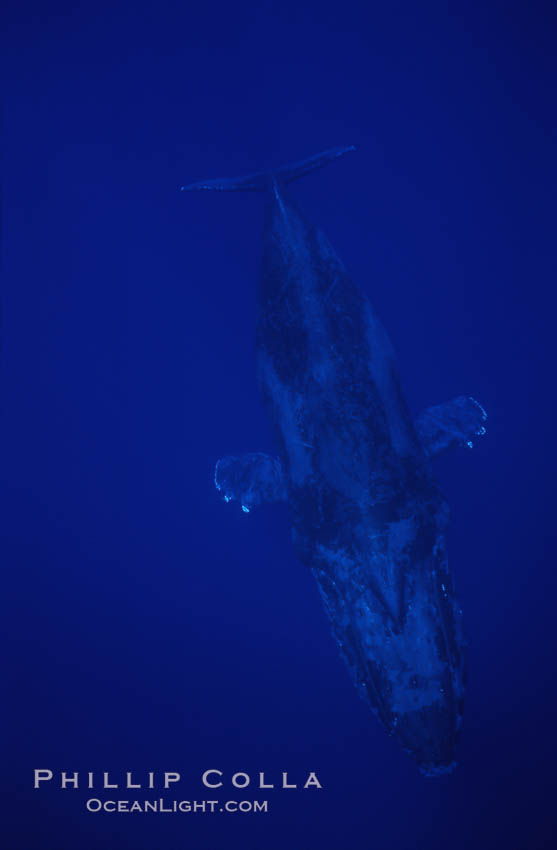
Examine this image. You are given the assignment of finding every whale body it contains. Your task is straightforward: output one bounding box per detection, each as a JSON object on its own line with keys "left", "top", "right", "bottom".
{"left": 183, "top": 148, "right": 486, "bottom": 775}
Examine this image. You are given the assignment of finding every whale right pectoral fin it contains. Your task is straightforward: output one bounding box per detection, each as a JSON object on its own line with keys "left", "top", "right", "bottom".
{"left": 416, "top": 396, "right": 487, "bottom": 457}
{"left": 214, "top": 453, "right": 287, "bottom": 512}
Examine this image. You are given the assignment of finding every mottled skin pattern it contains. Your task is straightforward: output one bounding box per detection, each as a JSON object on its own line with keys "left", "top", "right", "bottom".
{"left": 256, "top": 181, "right": 464, "bottom": 775}
{"left": 183, "top": 150, "right": 476, "bottom": 774}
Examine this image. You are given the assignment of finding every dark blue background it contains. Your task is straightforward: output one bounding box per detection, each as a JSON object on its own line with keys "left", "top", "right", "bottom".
{"left": 3, "top": 2, "right": 556, "bottom": 848}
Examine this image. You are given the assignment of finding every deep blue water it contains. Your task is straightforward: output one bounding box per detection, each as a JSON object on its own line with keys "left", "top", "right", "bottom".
{"left": 3, "top": 2, "right": 556, "bottom": 848}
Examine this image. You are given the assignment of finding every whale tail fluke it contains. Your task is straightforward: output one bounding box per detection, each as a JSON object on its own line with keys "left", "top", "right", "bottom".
{"left": 180, "top": 146, "right": 355, "bottom": 193}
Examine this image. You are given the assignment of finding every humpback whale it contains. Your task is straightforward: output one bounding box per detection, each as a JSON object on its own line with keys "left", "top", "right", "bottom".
{"left": 182, "top": 148, "right": 486, "bottom": 776}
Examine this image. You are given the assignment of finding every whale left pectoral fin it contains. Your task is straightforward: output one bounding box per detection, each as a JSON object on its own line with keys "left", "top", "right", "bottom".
{"left": 214, "top": 452, "right": 287, "bottom": 512}
{"left": 416, "top": 396, "right": 487, "bottom": 457}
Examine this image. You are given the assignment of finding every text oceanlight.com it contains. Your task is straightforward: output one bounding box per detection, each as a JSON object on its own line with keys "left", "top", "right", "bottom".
{"left": 86, "top": 799, "right": 269, "bottom": 813}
